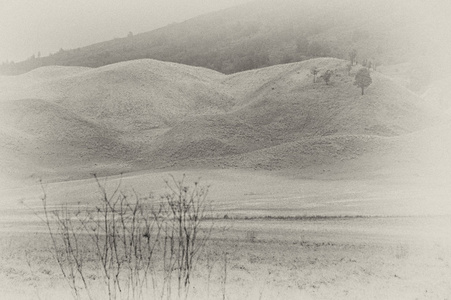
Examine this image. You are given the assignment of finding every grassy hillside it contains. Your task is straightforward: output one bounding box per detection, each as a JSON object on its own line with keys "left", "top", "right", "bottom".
{"left": 230, "top": 58, "right": 433, "bottom": 137}
{"left": 1, "top": 60, "right": 233, "bottom": 131}
{"left": 146, "top": 58, "right": 440, "bottom": 170}
{"left": 1, "top": 0, "right": 447, "bottom": 82}
{"left": 0, "top": 58, "right": 445, "bottom": 186}
{"left": 0, "top": 98, "right": 133, "bottom": 183}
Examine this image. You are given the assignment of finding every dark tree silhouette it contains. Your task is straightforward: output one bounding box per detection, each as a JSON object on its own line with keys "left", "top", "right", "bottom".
{"left": 354, "top": 68, "right": 372, "bottom": 95}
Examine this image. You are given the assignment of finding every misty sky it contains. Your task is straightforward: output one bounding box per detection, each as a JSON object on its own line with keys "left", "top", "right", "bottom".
{"left": 0, "top": 0, "right": 251, "bottom": 63}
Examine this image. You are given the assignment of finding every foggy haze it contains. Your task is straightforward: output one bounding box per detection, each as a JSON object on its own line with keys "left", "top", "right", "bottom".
{"left": 0, "top": 0, "right": 251, "bottom": 63}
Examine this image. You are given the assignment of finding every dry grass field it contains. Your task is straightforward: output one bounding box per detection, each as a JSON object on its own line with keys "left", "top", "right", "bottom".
{"left": 1, "top": 215, "right": 451, "bottom": 300}
{"left": 0, "top": 168, "right": 450, "bottom": 299}
{"left": 1, "top": 57, "right": 450, "bottom": 299}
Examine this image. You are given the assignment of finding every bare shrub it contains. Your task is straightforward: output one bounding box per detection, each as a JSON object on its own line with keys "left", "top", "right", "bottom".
{"left": 158, "top": 175, "right": 212, "bottom": 299}
{"left": 41, "top": 174, "right": 212, "bottom": 300}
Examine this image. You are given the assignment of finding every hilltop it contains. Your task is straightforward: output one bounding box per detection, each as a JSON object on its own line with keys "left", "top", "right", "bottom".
{"left": 0, "top": 57, "right": 445, "bottom": 187}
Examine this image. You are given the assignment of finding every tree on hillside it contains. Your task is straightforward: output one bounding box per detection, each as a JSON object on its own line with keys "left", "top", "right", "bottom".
{"left": 321, "top": 69, "right": 332, "bottom": 85}
{"left": 354, "top": 68, "right": 372, "bottom": 95}
{"left": 310, "top": 67, "right": 319, "bottom": 83}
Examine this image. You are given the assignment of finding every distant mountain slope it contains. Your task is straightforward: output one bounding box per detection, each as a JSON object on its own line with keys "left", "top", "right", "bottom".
{"left": 0, "top": 58, "right": 445, "bottom": 186}
{"left": 1, "top": 0, "right": 447, "bottom": 79}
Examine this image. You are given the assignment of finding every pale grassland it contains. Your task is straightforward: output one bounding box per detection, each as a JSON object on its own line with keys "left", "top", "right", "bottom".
{"left": 1, "top": 215, "right": 450, "bottom": 299}
{"left": 0, "top": 169, "right": 450, "bottom": 299}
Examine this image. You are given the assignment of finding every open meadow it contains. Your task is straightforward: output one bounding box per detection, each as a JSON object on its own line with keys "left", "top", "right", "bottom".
{"left": 0, "top": 168, "right": 450, "bottom": 299}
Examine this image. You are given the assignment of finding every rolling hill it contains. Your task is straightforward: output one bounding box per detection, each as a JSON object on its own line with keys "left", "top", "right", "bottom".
{"left": 0, "top": 60, "right": 233, "bottom": 132}
{"left": 0, "top": 98, "right": 134, "bottom": 184}
{"left": 1, "top": 57, "right": 446, "bottom": 187}
{"left": 146, "top": 58, "right": 439, "bottom": 167}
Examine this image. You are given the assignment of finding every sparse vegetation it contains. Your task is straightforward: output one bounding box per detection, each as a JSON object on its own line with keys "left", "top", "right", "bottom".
{"left": 3, "top": 212, "right": 451, "bottom": 299}
{"left": 40, "top": 175, "right": 212, "bottom": 300}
